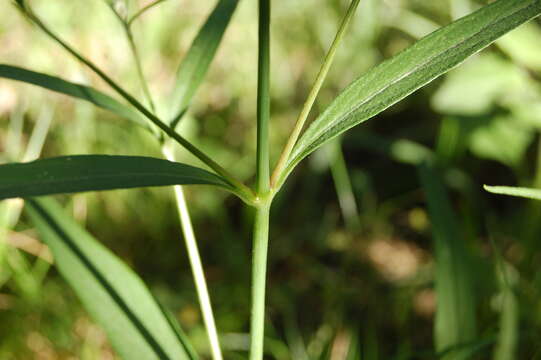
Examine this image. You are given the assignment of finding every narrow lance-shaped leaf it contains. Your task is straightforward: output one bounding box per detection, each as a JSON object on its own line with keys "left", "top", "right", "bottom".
{"left": 419, "top": 162, "right": 476, "bottom": 360}
{"left": 0, "top": 155, "right": 232, "bottom": 200}
{"left": 280, "top": 0, "right": 541, "bottom": 185}
{"left": 26, "top": 197, "right": 197, "bottom": 360}
{"left": 0, "top": 64, "right": 147, "bottom": 127}
{"left": 484, "top": 185, "right": 541, "bottom": 201}
{"left": 169, "top": 0, "right": 239, "bottom": 127}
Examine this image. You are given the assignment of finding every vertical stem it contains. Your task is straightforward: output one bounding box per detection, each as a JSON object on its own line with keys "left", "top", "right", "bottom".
{"left": 251, "top": 2, "right": 272, "bottom": 355}
{"left": 163, "top": 147, "right": 223, "bottom": 360}
{"left": 249, "top": 201, "right": 271, "bottom": 360}
{"left": 256, "top": 0, "right": 271, "bottom": 194}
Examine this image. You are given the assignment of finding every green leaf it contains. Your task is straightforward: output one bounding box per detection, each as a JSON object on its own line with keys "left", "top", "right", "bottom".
{"left": 0, "top": 155, "right": 231, "bottom": 200}
{"left": 169, "top": 0, "right": 239, "bottom": 126}
{"left": 280, "top": 0, "right": 541, "bottom": 185}
{"left": 468, "top": 115, "right": 533, "bottom": 168}
{"left": 0, "top": 64, "right": 146, "bottom": 127}
{"left": 25, "top": 197, "right": 196, "bottom": 360}
{"left": 484, "top": 185, "right": 541, "bottom": 200}
{"left": 419, "top": 163, "right": 477, "bottom": 360}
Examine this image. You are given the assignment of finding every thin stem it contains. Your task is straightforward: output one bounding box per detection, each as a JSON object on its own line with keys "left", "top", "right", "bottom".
{"left": 256, "top": 0, "right": 271, "bottom": 194}
{"left": 105, "top": 1, "right": 157, "bottom": 113}
{"left": 249, "top": 201, "right": 271, "bottom": 360}
{"left": 126, "top": 28, "right": 156, "bottom": 112}
{"left": 270, "top": 0, "right": 361, "bottom": 188}
{"left": 127, "top": 0, "right": 169, "bottom": 27}
{"left": 163, "top": 147, "right": 223, "bottom": 360}
{"left": 22, "top": 8, "right": 253, "bottom": 199}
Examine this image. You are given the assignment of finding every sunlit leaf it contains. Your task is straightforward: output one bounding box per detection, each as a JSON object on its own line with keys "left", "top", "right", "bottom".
{"left": 170, "top": 0, "right": 239, "bottom": 126}
{"left": 484, "top": 185, "right": 541, "bottom": 200}
{"left": 0, "top": 64, "right": 146, "bottom": 127}
{"left": 26, "top": 197, "right": 197, "bottom": 360}
{"left": 0, "top": 155, "right": 231, "bottom": 200}
{"left": 280, "top": 0, "right": 541, "bottom": 185}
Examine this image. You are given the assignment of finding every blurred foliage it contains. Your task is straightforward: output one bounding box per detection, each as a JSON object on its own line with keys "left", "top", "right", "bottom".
{"left": 1, "top": 0, "right": 541, "bottom": 359}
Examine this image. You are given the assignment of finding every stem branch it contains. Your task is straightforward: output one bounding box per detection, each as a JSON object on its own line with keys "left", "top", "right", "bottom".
{"left": 125, "top": 28, "right": 156, "bottom": 113}
{"left": 271, "top": 0, "right": 361, "bottom": 188}
{"left": 128, "top": 0, "right": 169, "bottom": 27}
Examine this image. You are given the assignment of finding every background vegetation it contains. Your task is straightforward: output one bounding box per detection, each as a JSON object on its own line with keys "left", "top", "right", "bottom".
{"left": 1, "top": 0, "right": 541, "bottom": 358}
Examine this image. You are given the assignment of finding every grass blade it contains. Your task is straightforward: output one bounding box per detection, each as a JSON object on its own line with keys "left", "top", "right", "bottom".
{"left": 419, "top": 162, "right": 477, "bottom": 360}
{"left": 278, "top": 0, "right": 541, "bottom": 186}
{"left": 0, "top": 155, "right": 232, "bottom": 200}
{"left": 25, "top": 197, "right": 195, "bottom": 360}
{"left": 484, "top": 185, "right": 541, "bottom": 201}
{"left": 13, "top": 3, "right": 249, "bottom": 192}
{"left": 0, "top": 64, "right": 146, "bottom": 127}
{"left": 170, "top": 0, "right": 239, "bottom": 126}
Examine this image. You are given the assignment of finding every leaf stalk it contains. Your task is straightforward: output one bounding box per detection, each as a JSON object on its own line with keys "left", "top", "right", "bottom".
{"left": 270, "top": 0, "right": 361, "bottom": 189}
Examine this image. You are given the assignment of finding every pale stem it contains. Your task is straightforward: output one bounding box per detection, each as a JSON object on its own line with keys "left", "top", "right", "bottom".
{"left": 249, "top": 201, "right": 271, "bottom": 360}
{"left": 163, "top": 147, "right": 223, "bottom": 360}
{"left": 125, "top": 28, "right": 156, "bottom": 113}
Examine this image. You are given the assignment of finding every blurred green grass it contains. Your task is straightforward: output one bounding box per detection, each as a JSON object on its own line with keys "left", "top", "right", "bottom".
{"left": 1, "top": 0, "right": 541, "bottom": 359}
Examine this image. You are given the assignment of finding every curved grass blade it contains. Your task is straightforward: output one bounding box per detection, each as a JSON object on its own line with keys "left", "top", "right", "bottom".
{"left": 279, "top": 0, "right": 541, "bottom": 186}
{"left": 170, "top": 0, "right": 239, "bottom": 127}
{"left": 0, "top": 64, "right": 147, "bottom": 127}
{"left": 419, "top": 163, "right": 476, "bottom": 360}
{"left": 25, "top": 197, "right": 196, "bottom": 360}
{"left": 0, "top": 155, "right": 232, "bottom": 200}
{"left": 484, "top": 185, "right": 541, "bottom": 201}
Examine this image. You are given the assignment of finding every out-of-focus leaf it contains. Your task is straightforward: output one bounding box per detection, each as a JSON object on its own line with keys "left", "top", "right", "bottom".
{"left": 278, "top": 0, "right": 541, "bottom": 186}
{"left": 25, "top": 197, "right": 197, "bottom": 360}
{"left": 484, "top": 185, "right": 541, "bottom": 200}
{"left": 419, "top": 162, "right": 476, "bottom": 360}
{"left": 0, "top": 155, "right": 231, "bottom": 200}
{"left": 170, "top": 0, "right": 239, "bottom": 126}
{"left": 493, "top": 262, "right": 519, "bottom": 360}
{"left": 468, "top": 115, "right": 533, "bottom": 168}
{"left": 431, "top": 54, "right": 528, "bottom": 116}
{"left": 0, "top": 65, "right": 146, "bottom": 127}
{"left": 497, "top": 22, "right": 541, "bottom": 72}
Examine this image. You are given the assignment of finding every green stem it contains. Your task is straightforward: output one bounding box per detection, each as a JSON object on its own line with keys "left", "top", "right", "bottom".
{"left": 249, "top": 200, "right": 271, "bottom": 360}
{"left": 256, "top": 0, "right": 271, "bottom": 194}
{"left": 22, "top": 7, "right": 253, "bottom": 199}
{"left": 271, "top": 0, "right": 361, "bottom": 188}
